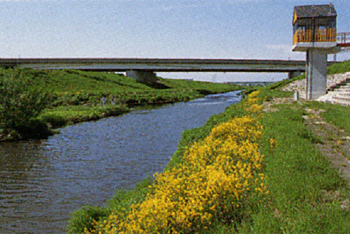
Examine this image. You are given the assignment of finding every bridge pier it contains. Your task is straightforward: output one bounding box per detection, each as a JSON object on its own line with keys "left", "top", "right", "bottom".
{"left": 288, "top": 70, "right": 302, "bottom": 79}
{"left": 126, "top": 70, "right": 157, "bottom": 83}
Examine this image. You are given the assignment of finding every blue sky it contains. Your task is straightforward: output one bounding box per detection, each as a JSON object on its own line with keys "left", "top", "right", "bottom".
{"left": 1, "top": 0, "right": 350, "bottom": 82}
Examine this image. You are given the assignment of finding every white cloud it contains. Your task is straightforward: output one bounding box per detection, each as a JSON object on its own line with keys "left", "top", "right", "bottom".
{"left": 265, "top": 44, "right": 305, "bottom": 60}
{"left": 265, "top": 44, "right": 291, "bottom": 51}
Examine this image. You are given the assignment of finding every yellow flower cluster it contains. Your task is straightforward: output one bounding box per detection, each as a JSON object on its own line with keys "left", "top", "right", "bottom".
{"left": 87, "top": 91, "right": 268, "bottom": 234}
{"left": 54, "top": 91, "right": 70, "bottom": 97}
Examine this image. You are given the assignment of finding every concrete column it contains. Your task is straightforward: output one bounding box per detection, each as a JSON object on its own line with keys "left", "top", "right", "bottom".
{"left": 126, "top": 70, "right": 157, "bottom": 83}
{"left": 306, "top": 49, "right": 328, "bottom": 100}
{"left": 288, "top": 70, "right": 302, "bottom": 79}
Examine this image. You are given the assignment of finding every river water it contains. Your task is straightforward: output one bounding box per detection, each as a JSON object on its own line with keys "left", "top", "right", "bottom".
{"left": 0, "top": 91, "right": 241, "bottom": 233}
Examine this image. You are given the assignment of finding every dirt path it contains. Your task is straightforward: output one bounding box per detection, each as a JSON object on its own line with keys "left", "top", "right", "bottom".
{"left": 263, "top": 97, "right": 350, "bottom": 188}
{"left": 303, "top": 107, "right": 350, "bottom": 188}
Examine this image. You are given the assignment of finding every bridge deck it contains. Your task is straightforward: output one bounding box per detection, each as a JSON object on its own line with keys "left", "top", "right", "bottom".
{"left": 0, "top": 58, "right": 311, "bottom": 73}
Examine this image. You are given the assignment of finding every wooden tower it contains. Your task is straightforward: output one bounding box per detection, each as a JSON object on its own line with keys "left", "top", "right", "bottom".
{"left": 293, "top": 4, "right": 340, "bottom": 100}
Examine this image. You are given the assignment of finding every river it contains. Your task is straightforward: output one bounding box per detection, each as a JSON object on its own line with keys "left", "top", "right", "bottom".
{"left": 0, "top": 91, "right": 241, "bottom": 233}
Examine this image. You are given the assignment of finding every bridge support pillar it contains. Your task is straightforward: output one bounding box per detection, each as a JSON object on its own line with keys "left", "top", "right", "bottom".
{"left": 305, "top": 49, "right": 328, "bottom": 100}
{"left": 126, "top": 70, "right": 157, "bottom": 83}
{"left": 288, "top": 70, "right": 302, "bottom": 79}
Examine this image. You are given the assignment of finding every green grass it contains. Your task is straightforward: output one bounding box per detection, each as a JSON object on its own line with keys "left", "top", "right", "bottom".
{"left": 238, "top": 99, "right": 350, "bottom": 233}
{"left": 328, "top": 60, "right": 350, "bottom": 75}
{"left": 304, "top": 101, "right": 350, "bottom": 134}
{"left": 34, "top": 69, "right": 241, "bottom": 103}
{"left": 39, "top": 104, "right": 129, "bottom": 128}
{"left": 159, "top": 77, "right": 242, "bottom": 94}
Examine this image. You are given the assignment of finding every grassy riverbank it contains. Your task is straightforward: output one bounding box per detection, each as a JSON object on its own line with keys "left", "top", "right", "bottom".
{"left": 68, "top": 61, "right": 350, "bottom": 233}
{"left": 0, "top": 68, "right": 242, "bottom": 140}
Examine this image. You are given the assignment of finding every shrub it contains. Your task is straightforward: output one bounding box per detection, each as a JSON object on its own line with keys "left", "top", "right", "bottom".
{"left": 67, "top": 206, "right": 110, "bottom": 234}
{"left": 40, "top": 113, "right": 68, "bottom": 128}
{"left": 0, "top": 69, "right": 52, "bottom": 139}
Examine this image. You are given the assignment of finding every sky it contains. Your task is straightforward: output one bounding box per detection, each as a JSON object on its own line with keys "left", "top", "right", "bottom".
{"left": 1, "top": 0, "right": 350, "bottom": 82}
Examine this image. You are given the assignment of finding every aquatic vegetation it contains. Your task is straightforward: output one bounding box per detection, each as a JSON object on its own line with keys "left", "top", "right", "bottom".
{"left": 83, "top": 91, "right": 268, "bottom": 233}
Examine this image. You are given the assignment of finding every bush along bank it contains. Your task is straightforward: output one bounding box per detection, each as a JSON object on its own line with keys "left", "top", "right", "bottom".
{"left": 0, "top": 69, "right": 53, "bottom": 141}
{"left": 69, "top": 84, "right": 350, "bottom": 233}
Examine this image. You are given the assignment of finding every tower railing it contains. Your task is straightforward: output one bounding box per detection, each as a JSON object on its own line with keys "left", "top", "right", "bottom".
{"left": 293, "top": 28, "right": 337, "bottom": 45}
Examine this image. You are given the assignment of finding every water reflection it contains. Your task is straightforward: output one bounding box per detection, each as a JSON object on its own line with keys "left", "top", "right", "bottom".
{"left": 0, "top": 91, "right": 241, "bottom": 233}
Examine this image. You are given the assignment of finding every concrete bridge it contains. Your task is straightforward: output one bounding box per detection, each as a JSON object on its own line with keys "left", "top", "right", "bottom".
{"left": 0, "top": 58, "right": 335, "bottom": 82}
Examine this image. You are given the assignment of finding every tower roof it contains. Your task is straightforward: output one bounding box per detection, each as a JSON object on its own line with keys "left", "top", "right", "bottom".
{"left": 294, "top": 4, "right": 337, "bottom": 19}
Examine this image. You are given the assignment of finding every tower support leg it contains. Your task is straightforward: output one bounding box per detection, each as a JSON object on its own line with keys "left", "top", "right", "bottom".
{"left": 306, "top": 49, "right": 328, "bottom": 100}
